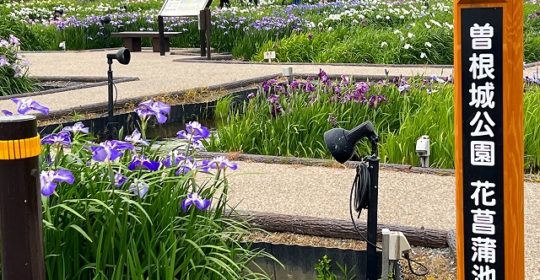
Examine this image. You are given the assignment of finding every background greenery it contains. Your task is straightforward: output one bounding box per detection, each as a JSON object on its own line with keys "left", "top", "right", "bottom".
{"left": 3, "top": 0, "right": 540, "bottom": 64}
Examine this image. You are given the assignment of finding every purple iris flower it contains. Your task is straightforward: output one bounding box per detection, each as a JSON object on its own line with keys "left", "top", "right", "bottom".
{"left": 176, "top": 121, "right": 210, "bottom": 143}
{"left": 247, "top": 92, "right": 257, "bottom": 99}
{"left": 41, "top": 131, "right": 71, "bottom": 146}
{"left": 9, "top": 35, "right": 20, "bottom": 46}
{"left": 290, "top": 80, "right": 300, "bottom": 90}
{"left": 340, "top": 75, "right": 350, "bottom": 86}
{"left": 206, "top": 156, "right": 238, "bottom": 170}
{"left": 176, "top": 159, "right": 199, "bottom": 175}
{"left": 304, "top": 81, "right": 316, "bottom": 92}
{"left": 398, "top": 79, "right": 410, "bottom": 93}
{"left": 262, "top": 79, "right": 278, "bottom": 93}
{"left": 128, "top": 155, "right": 161, "bottom": 171}
{"left": 40, "top": 169, "right": 75, "bottom": 196}
{"left": 429, "top": 74, "right": 446, "bottom": 84}
{"left": 0, "top": 55, "right": 9, "bottom": 67}
{"left": 114, "top": 173, "right": 127, "bottom": 187}
{"left": 129, "top": 179, "right": 149, "bottom": 198}
{"left": 356, "top": 82, "right": 370, "bottom": 94}
{"left": 90, "top": 140, "right": 134, "bottom": 162}
{"left": 368, "top": 95, "right": 388, "bottom": 108}
{"left": 161, "top": 151, "right": 189, "bottom": 168}
{"left": 2, "top": 110, "right": 13, "bottom": 116}
{"left": 124, "top": 129, "right": 149, "bottom": 146}
{"left": 267, "top": 94, "right": 279, "bottom": 104}
{"left": 62, "top": 122, "right": 89, "bottom": 134}
{"left": 135, "top": 100, "right": 171, "bottom": 124}
{"left": 181, "top": 193, "right": 211, "bottom": 212}
{"left": 318, "top": 69, "right": 331, "bottom": 86}
{"left": 271, "top": 103, "right": 284, "bottom": 118}
{"left": 11, "top": 98, "right": 49, "bottom": 115}
{"left": 191, "top": 140, "right": 206, "bottom": 151}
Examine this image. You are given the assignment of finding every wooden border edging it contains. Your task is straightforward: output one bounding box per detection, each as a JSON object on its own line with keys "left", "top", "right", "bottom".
{"left": 36, "top": 73, "right": 278, "bottom": 121}
{"left": 1, "top": 76, "right": 139, "bottom": 101}
{"left": 229, "top": 210, "right": 450, "bottom": 249}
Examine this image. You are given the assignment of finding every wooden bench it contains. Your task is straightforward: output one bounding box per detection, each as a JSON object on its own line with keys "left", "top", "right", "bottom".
{"left": 111, "top": 31, "right": 182, "bottom": 52}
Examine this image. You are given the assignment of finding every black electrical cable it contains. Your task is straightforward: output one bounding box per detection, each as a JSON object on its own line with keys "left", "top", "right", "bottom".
{"left": 349, "top": 157, "right": 430, "bottom": 276}
{"left": 113, "top": 81, "right": 119, "bottom": 108}
{"left": 100, "top": 81, "right": 119, "bottom": 118}
{"left": 349, "top": 158, "right": 381, "bottom": 250}
{"left": 404, "top": 252, "right": 429, "bottom": 276}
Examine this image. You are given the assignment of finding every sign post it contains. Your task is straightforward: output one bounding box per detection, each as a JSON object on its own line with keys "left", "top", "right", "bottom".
{"left": 454, "top": 0, "right": 524, "bottom": 279}
{"left": 0, "top": 115, "right": 45, "bottom": 279}
{"left": 158, "top": 0, "right": 212, "bottom": 57}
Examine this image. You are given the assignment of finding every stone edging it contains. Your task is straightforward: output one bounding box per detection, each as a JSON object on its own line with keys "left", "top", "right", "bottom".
{"left": 173, "top": 55, "right": 455, "bottom": 69}
{"left": 37, "top": 73, "right": 279, "bottom": 120}
{"left": 175, "top": 54, "right": 540, "bottom": 73}
{"left": 0, "top": 76, "right": 139, "bottom": 101}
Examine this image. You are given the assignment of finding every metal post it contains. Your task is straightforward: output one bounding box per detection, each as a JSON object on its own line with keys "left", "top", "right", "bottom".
{"left": 199, "top": 10, "right": 206, "bottom": 57}
{"left": 0, "top": 115, "right": 45, "bottom": 280}
{"left": 205, "top": 9, "right": 211, "bottom": 60}
{"left": 158, "top": 15, "right": 165, "bottom": 56}
{"left": 366, "top": 155, "right": 379, "bottom": 280}
{"left": 107, "top": 63, "right": 114, "bottom": 123}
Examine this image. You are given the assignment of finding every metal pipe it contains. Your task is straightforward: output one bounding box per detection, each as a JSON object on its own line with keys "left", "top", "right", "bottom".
{"left": 107, "top": 62, "right": 114, "bottom": 123}
{"left": 366, "top": 155, "right": 379, "bottom": 280}
{"left": 158, "top": 16, "right": 165, "bottom": 56}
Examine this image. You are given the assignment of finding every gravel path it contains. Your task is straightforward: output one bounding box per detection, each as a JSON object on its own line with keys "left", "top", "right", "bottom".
{"left": 222, "top": 161, "right": 540, "bottom": 279}
{"left": 1, "top": 50, "right": 455, "bottom": 113}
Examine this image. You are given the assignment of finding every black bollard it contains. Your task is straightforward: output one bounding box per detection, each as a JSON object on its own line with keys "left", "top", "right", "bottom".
{"left": 0, "top": 115, "right": 45, "bottom": 280}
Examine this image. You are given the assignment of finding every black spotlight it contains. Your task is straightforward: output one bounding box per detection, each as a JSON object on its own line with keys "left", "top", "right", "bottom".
{"left": 107, "top": 47, "right": 131, "bottom": 65}
{"left": 106, "top": 48, "right": 131, "bottom": 138}
{"left": 323, "top": 121, "right": 377, "bottom": 163}
{"left": 323, "top": 121, "right": 380, "bottom": 280}
{"left": 100, "top": 15, "right": 111, "bottom": 25}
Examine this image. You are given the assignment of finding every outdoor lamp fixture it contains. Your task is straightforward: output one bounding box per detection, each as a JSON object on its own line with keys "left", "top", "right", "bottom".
{"left": 100, "top": 16, "right": 111, "bottom": 25}
{"left": 106, "top": 47, "right": 131, "bottom": 124}
{"left": 323, "top": 121, "right": 381, "bottom": 280}
{"left": 324, "top": 121, "right": 378, "bottom": 163}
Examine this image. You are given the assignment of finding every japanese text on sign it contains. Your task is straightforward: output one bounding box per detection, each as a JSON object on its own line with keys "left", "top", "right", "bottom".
{"left": 461, "top": 7, "right": 504, "bottom": 280}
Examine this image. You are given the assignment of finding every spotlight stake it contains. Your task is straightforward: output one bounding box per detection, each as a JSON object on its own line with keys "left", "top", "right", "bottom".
{"left": 324, "top": 121, "right": 379, "bottom": 280}
{"left": 105, "top": 48, "right": 131, "bottom": 135}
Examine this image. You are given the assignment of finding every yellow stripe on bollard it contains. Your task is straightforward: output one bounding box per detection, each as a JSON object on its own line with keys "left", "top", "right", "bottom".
{"left": 0, "top": 135, "right": 41, "bottom": 160}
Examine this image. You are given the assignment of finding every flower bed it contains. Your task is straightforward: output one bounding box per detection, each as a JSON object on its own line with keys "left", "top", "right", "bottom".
{"left": 208, "top": 70, "right": 540, "bottom": 172}
{"left": 0, "top": 97, "right": 275, "bottom": 279}
{"left": 4, "top": 0, "right": 540, "bottom": 64}
{"left": 0, "top": 35, "right": 35, "bottom": 96}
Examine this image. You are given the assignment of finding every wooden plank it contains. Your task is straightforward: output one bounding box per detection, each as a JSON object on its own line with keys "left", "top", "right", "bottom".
{"left": 502, "top": 0, "right": 525, "bottom": 278}
{"left": 111, "top": 32, "right": 181, "bottom": 38}
{"left": 229, "top": 211, "right": 449, "bottom": 248}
